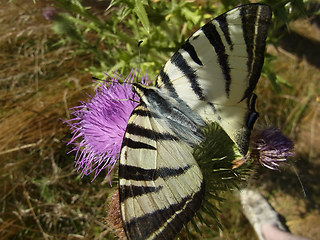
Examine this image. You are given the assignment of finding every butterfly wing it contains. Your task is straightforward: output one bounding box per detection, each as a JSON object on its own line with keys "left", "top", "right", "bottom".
{"left": 119, "top": 4, "right": 272, "bottom": 239}
{"left": 155, "top": 4, "right": 272, "bottom": 155}
{"left": 119, "top": 105, "right": 204, "bottom": 240}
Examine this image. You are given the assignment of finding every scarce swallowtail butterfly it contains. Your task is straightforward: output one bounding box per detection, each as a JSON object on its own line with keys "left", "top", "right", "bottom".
{"left": 119, "top": 4, "right": 272, "bottom": 240}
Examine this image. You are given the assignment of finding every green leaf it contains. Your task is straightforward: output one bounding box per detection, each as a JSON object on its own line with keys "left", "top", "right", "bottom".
{"left": 181, "top": 7, "right": 201, "bottom": 25}
{"left": 134, "top": 0, "right": 150, "bottom": 33}
{"left": 106, "top": 0, "right": 122, "bottom": 11}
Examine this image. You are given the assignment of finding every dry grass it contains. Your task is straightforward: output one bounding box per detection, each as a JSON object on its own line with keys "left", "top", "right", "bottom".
{"left": 0, "top": 0, "right": 319, "bottom": 239}
{"left": 0, "top": 0, "right": 115, "bottom": 239}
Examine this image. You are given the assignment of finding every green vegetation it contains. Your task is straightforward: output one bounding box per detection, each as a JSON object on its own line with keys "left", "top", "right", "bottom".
{"left": 50, "top": 0, "right": 307, "bottom": 90}
{"left": 1, "top": 0, "right": 319, "bottom": 239}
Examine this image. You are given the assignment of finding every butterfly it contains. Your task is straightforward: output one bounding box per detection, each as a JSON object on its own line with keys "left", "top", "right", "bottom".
{"left": 118, "top": 4, "right": 272, "bottom": 240}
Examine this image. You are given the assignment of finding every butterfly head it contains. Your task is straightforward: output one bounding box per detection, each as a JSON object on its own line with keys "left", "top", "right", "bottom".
{"left": 131, "top": 83, "right": 158, "bottom": 107}
{"left": 131, "top": 83, "right": 145, "bottom": 96}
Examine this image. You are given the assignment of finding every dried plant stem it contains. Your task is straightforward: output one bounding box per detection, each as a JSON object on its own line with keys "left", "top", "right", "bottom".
{"left": 0, "top": 139, "right": 43, "bottom": 156}
{"left": 23, "top": 184, "right": 50, "bottom": 240}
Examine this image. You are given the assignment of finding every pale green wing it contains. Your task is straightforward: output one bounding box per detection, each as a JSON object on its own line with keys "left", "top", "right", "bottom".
{"left": 119, "top": 105, "right": 204, "bottom": 240}
{"left": 155, "top": 4, "right": 272, "bottom": 155}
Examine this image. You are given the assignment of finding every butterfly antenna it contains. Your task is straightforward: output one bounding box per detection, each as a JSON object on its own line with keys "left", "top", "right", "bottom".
{"left": 137, "top": 40, "right": 143, "bottom": 81}
{"left": 92, "top": 75, "right": 122, "bottom": 85}
{"left": 92, "top": 76, "right": 103, "bottom": 81}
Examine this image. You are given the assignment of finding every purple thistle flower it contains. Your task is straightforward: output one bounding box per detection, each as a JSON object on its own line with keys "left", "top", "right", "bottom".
{"left": 251, "top": 127, "right": 294, "bottom": 170}
{"left": 67, "top": 69, "right": 150, "bottom": 182}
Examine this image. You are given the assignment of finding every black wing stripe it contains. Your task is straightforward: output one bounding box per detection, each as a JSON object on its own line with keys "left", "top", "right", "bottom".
{"left": 216, "top": 14, "right": 233, "bottom": 50}
{"left": 131, "top": 108, "right": 152, "bottom": 117}
{"left": 119, "top": 185, "right": 163, "bottom": 200}
{"left": 119, "top": 164, "right": 191, "bottom": 182}
{"left": 181, "top": 41, "right": 203, "bottom": 66}
{"left": 126, "top": 123, "right": 179, "bottom": 141}
{"left": 241, "top": 4, "right": 271, "bottom": 100}
{"left": 119, "top": 164, "right": 156, "bottom": 181}
{"left": 201, "top": 22, "right": 231, "bottom": 97}
{"left": 171, "top": 51, "right": 205, "bottom": 101}
{"left": 122, "top": 137, "right": 156, "bottom": 150}
{"left": 208, "top": 102, "right": 221, "bottom": 121}
{"left": 241, "top": 5, "right": 257, "bottom": 99}
{"left": 123, "top": 183, "right": 204, "bottom": 240}
{"left": 158, "top": 69, "right": 180, "bottom": 99}
{"left": 247, "top": 6, "right": 272, "bottom": 99}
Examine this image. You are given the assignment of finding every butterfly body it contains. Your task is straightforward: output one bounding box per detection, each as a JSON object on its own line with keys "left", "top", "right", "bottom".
{"left": 132, "top": 83, "right": 205, "bottom": 146}
{"left": 119, "top": 4, "right": 272, "bottom": 240}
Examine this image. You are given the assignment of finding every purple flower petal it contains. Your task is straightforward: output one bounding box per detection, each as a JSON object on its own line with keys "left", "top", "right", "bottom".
{"left": 66, "top": 68, "right": 150, "bottom": 182}
{"left": 251, "top": 127, "right": 294, "bottom": 170}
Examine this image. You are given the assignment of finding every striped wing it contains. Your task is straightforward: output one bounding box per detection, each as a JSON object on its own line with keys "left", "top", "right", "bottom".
{"left": 119, "top": 4, "right": 272, "bottom": 240}
{"left": 156, "top": 4, "right": 272, "bottom": 155}
{"left": 119, "top": 105, "right": 204, "bottom": 240}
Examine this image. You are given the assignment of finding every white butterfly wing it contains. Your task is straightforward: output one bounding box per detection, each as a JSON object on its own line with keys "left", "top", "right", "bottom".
{"left": 119, "top": 105, "right": 204, "bottom": 240}
{"left": 119, "top": 4, "right": 272, "bottom": 240}
{"left": 156, "top": 4, "right": 272, "bottom": 155}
